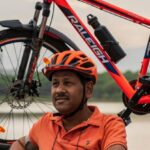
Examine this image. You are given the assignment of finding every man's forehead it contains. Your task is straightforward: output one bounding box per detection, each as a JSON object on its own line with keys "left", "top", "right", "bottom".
{"left": 52, "top": 70, "right": 78, "bottom": 79}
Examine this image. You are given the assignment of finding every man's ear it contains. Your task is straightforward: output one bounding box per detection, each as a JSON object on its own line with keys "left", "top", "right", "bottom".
{"left": 85, "top": 81, "right": 94, "bottom": 99}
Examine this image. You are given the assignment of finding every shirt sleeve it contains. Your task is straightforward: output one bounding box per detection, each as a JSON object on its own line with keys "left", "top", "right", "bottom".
{"left": 101, "top": 115, "right": 127, "bottom": 150}
{"left": 29, "top": 113, "right": 51, "bottom": 146}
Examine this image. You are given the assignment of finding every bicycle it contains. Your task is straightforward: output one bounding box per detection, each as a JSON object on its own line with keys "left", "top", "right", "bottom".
{"left": 0, "top": 0, "right": 150, "bottom": 149}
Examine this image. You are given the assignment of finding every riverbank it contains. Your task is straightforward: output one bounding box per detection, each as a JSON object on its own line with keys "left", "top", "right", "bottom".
{"left": 0, "top": 101, "right": 149, "bottom": 149}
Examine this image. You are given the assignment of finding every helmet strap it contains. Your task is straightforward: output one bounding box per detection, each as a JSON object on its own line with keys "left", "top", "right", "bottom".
{"left": 63, "top": 80, "right": 87, "bottom": 119}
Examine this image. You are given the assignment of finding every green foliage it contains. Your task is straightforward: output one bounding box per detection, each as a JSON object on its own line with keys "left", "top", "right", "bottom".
{"left": 93, "top": 70, "right": 138, "bottom": 102}
{"left": 0, "top": 70, "right": 138, "bottom": 101}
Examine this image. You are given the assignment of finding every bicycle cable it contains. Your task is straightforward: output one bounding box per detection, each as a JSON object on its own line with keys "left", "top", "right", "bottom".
{"left": 78, "top": 0, "right": 150, "bottom": 29}
{"left": 102, "top": 9, "right": 150, "bottom": 29}
{"left": 48, "top": 2, "right": 55, "bottom": 30}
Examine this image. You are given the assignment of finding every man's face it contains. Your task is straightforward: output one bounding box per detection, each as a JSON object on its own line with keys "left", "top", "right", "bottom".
{"left": 51, "top": 70, "right": 84, "bottom": 115}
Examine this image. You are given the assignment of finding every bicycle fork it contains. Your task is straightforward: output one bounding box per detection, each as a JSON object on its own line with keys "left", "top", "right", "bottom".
{"left": 11, "top": 1, "right": 51, "bottom": 98}
{"left": 17, "top": 2, "right": 43, "bottom": 81}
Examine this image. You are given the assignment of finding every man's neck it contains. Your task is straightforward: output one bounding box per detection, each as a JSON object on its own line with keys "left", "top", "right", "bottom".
{"left": 62, "top": 106, "right": 92, "bottom": 131}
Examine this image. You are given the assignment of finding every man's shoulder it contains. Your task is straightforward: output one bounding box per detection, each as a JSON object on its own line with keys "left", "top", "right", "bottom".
{"left": 103, "top": 113, "right": 123, "bottom": 122}
{"left": 88, "top": 105, "right": 124, "bottom": 127}
{"left": 102, "top": 113, "right": 125, "bottom": 129}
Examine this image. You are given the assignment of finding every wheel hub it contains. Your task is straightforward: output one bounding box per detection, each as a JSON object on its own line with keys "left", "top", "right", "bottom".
{"left": 7, "top": 80, "right": 39, "bottom": 109}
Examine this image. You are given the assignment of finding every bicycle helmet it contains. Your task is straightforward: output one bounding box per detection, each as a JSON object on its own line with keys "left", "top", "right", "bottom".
{"left": 42, "top": 50, "right": 98, "bottom": 118}
{"left": 43, "top": 50, "right": 98, "bottom": 84}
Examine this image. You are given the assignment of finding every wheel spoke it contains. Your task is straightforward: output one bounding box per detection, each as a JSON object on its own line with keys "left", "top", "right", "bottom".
{"left": 0, "top": 97, "right": 7, "bottom": 105}
{"left": 37, "top": 49, "right": 53, "bottom": 69}
{"left": 34, "top": 98, "right": 54, "bottom": 111}
{"left": 4, "top": 46, "right": 17, "bottom": 77}
{"left": 0, "top": 52, "right": 11, "bottom": 84}
{"left": 37, "top": 49, "right": 48, "bottom": 68}
{"left": 0, "top": 29, "right": 72, "bottom": 141}
{"left": 13, "top": 42, "right": 23, "bottom": 75}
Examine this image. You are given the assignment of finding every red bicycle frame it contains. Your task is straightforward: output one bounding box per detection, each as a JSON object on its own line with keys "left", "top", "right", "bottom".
{"left": 46, "top": 0, "right": 150, "bottom": 104}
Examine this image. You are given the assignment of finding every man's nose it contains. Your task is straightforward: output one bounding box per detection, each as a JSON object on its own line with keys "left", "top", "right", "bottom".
{"left": 56, "top": 84, "right": 66, "bottom": 93}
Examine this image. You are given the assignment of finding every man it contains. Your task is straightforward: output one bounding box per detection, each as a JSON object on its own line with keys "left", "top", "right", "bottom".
{"left": 10, "top": 50, "right": 127, "bottom": 150}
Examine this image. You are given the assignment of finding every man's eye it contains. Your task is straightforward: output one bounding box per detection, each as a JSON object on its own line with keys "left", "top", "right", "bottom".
{"left": 52, "top": 82, "right": 58, "bottom": 86}
{"left": 65, "top": 81, "right": 72, "bottom": 85}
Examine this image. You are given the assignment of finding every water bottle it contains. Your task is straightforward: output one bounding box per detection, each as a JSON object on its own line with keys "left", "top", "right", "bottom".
{"left": 87, "top": 14, "right": 126, "bottom": 63}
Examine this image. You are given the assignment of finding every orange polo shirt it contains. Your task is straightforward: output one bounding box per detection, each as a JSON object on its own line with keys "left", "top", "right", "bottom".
{"left": 29, "top": 106, "right": 127, "bottom": 150}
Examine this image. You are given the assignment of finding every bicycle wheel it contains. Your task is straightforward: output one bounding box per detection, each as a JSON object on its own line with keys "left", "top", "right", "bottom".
{"left": 0, "top": 29, "right": 78, "bottom": 141}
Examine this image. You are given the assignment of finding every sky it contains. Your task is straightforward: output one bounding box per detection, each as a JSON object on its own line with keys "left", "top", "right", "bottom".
{"left": 0, "top": 0, "right": 150, "bottom": 73}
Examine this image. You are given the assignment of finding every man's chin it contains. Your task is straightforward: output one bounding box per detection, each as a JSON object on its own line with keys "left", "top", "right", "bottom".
{"left": 55, "top": 107, "right": 70, "bottom": 115}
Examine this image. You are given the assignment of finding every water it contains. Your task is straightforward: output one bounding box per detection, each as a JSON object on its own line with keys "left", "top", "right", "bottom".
{"left": 0, "top": 102, "right": 149, "bottom": 150}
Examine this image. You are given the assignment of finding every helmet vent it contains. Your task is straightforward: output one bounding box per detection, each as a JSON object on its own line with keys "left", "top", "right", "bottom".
{"left": 69, "top": 58, "right": 80, "bottom": 65}
{"left": 80, "top": 62, "right": 94, "bottom": 68}
{"left": 80, "top": 54, "right": 86, "bottom": 58}
{"left": 51, "top": 54, "right": 59, "bottom": 64}
{"left": 61, "top": 53, "right": 71, "bottom": 64}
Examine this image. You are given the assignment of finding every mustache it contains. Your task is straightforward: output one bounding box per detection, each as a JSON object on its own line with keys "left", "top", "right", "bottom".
{"left": 55, "top": 93, "right": 69, "bottom": 99}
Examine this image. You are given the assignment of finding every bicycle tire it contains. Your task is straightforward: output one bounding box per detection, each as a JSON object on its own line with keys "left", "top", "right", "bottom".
{"left": 0, "top": 28, "right": 78, "bottom": 143}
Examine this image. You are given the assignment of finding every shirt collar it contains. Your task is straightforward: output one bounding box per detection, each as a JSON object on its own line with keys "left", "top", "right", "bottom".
{"left": 86, "top": 106, "right": 103, "bottom": 127}
{"left": 49, "top": 106, "right": 103, "bottom": 127}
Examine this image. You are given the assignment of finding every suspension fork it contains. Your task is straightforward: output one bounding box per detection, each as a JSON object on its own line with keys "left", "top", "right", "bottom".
{"left": 17, "top": 2, "right": 43, "bottom": 80}
{"left": 18, "top": 1, "right": 51, "bottom": 85}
